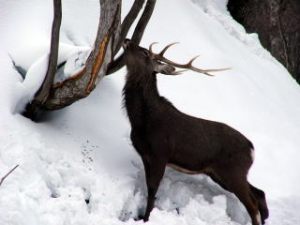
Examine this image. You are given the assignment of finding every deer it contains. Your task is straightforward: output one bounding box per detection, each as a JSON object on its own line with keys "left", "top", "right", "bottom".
{"left": 122, "top": 39, "right": 269, "bottom": 225}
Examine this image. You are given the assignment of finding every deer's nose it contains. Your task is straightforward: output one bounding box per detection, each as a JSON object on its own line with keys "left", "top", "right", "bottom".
{"left": 123, "top": 39, "right": 131, "bottom": 50}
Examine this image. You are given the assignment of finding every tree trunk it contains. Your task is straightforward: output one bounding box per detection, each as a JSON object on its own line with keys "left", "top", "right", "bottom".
{"left": 228, "top": 0, "right": 300, "bottom": 84}
{"left": 43, "top": 0, "right": 121, "bottom": 110}
{"left": 23, "top": 0, "right": 157, "bottom": 119}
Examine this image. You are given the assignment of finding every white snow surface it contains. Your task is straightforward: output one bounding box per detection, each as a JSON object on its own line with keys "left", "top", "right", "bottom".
{"left": 1, "top": 0, "right": 300, "bottom": 225}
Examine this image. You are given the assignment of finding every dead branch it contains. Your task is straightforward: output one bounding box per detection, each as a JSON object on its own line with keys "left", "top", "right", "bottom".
{"left": 35, "top": 0, "right": 62, "bottom": 104}
{"left": 131, "top": 0, "right": 156, "bottom": 44}
{"left": 21, "top": 0, "right": 155, "bottom": 116}
{"left": 106, "top": 0, "right": 157, "bottom": 75}
{"left": 113, "top": 0, "right": 146, "bottom": 55}
{"left": 0, "top": 165, "right": 19, "bottom": 187}
{"left": 23, "top": 0, "right": 62, "bottom": 119}
{"left": 41, "top": 0, "right": 121, "bottom": 110}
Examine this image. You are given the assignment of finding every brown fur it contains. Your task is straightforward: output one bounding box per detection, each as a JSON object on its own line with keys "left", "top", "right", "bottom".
{"left": 122, "top": 40, "right": 268, "bottom": 225}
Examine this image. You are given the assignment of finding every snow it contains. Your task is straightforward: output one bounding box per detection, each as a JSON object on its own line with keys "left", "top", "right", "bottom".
{"left": 1, "top": 0, "right": 300, "bottom": 225}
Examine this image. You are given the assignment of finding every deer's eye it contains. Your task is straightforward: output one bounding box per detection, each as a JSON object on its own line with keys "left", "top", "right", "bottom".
{"left": 142, "top": 50, "right": 149, "bottom": 57}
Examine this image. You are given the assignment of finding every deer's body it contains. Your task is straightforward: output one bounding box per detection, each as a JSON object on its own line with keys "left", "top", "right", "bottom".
{"left": 122, "top": 40, "right": 268, "bottom": 225}
{"left": 124, "top": 72, "right": 253, "bottom": 174}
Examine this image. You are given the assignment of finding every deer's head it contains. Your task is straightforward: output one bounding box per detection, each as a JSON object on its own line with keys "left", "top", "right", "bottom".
{"left": 123, "top": 39, "right": 176, "bottom": 75}
{"left": 123, "top": 39, "right": 229, "bottom": 76}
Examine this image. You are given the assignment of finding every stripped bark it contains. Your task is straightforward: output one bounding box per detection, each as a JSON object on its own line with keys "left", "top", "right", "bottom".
{"left": 43, "top": 0, "right": 121, "bottom": 110}
{"left": 23, "top": 0, "right": 156, "bottom": 118}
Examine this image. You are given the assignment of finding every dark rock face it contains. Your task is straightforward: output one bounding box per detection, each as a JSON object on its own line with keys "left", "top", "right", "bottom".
{"left": 228, "top": 0, "right": 300, "bottom": 84}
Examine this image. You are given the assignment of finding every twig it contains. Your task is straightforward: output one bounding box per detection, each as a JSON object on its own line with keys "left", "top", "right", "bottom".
{"left": 9, "top": 54, "right": 26, "bottom": 78}
{"left": 0, "top": 165, "right": 19, "bottom": 187}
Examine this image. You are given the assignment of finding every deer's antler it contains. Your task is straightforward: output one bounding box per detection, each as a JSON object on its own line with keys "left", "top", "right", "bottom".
{"left": 149, "top": 42, "right": 230, "bottom": 76}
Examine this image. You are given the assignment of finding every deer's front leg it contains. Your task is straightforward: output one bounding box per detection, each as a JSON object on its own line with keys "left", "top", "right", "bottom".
{"left": 142, "top": 155, "right": 166, "bottom": 222}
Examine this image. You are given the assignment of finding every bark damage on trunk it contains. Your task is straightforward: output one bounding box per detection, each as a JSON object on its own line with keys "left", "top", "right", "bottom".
{"left": 42, "top": 0, "right": 120, "bottom": 111}
{"left": 23, "top": 0, "right": 156, "bottom": 119}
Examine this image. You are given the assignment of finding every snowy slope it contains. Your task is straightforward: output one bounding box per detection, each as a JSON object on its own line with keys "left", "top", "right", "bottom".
{"left": 1, "top": 0, "right": 300, "bottom": 225}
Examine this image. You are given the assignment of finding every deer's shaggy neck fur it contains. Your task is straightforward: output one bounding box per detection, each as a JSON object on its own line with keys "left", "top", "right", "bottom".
{"left": 123, "top": 68, "right": 175, "bottom": 131}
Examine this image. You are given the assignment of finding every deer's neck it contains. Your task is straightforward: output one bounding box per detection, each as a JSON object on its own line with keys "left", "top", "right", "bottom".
{"left": 123, "top": 71, "right": 161, "bottom": 129}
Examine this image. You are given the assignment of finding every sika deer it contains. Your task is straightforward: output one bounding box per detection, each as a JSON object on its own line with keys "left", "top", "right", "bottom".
{"left": 122, "top": 39, "right": 268, "bottom": 225}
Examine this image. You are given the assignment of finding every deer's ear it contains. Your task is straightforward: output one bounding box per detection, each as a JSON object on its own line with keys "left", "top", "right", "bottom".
{"left": 154, "top": 62, "right": 176, "bottom": 74}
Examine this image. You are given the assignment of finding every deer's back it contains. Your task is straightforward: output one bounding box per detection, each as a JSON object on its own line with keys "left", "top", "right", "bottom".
{"left": 132, "top": 104, "right": 254, "bottom": 171}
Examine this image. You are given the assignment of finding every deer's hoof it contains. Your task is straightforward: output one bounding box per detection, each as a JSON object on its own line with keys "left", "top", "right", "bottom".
{"left": 134, "top": 214, "right": 145, "bottom": 222}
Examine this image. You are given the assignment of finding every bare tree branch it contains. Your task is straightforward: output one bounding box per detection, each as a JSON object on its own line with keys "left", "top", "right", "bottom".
{"left": 106, "top": 0, "right": 157, "bottom": 75}
{"left": 23, "top": 0, "right": 62, "bottom": 118}
{"left": 113, "top": 0, "right": 146, "bottom": 55}
{"left": 35, "top": 0, "right": 62, "bottom": 104}
{"left": 21, "top": 0, "right": 154, "bottom": 114}
{"left": 131, "top": 0, "right": 156, "bottom": 44}
{"left": 0, "top": 165, "right": 19, "bottom": 187}
{"left": 41, "top": 0, "right": 121, "bottom": 110}
{"left": 106, "top": 53, "right": 125, "bottom": 75}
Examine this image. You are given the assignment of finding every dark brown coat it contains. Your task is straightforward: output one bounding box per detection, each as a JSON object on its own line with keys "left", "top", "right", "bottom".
{"left": 122, "top": 40, "right": 268, "bottom": 225}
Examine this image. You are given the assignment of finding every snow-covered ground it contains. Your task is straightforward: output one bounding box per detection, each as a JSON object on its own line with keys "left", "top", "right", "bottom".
{"left": 1, "top": 0, "right": 300, "bottom": 225}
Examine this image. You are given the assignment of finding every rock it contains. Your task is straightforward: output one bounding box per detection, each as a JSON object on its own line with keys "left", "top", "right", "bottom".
{"left": 228, "top": 0, "right": 300, "bottom": 83}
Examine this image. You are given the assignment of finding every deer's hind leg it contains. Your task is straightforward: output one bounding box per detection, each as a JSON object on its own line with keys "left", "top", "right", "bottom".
{"left": 249, "top": 183, "right": 269, "bottom": 224}
{"left": 209, "top": 168, "right": 261, "bottom": 225}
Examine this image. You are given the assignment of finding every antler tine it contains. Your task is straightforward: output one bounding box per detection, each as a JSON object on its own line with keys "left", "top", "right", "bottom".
{"left": 168, "top": 69, "right": 188, "bottom": 75}
{"left": 186, "top": 55, "right": 200, "bottom": 66}
{"left": 149, "top": 42, "right": 158, "bottom": 54}
{"left": 159, "top": 42, "right": 179, "bottom": 56}
{"left": 189, "top": 67, "right": 231, "bottom": 76}
{"left": 185, "top": 55, "right": 231, "bottom": 76}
